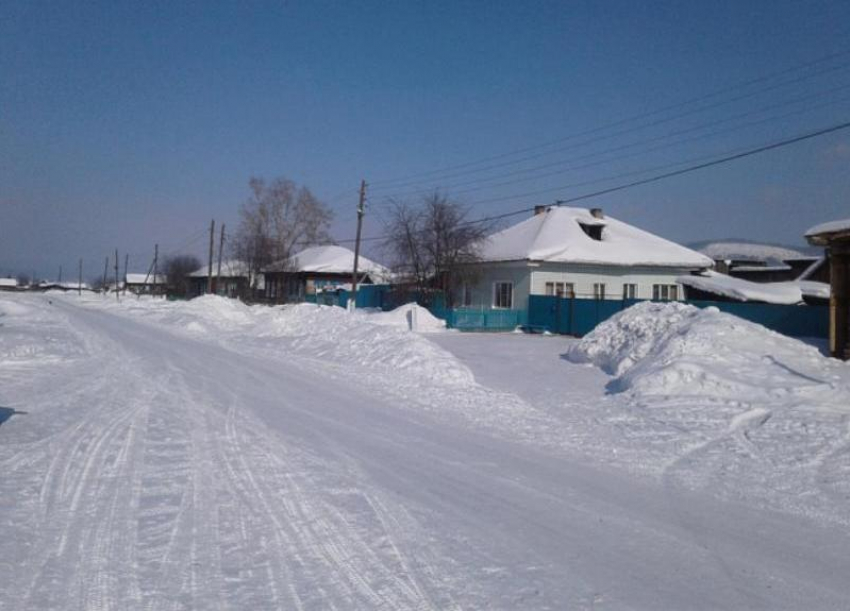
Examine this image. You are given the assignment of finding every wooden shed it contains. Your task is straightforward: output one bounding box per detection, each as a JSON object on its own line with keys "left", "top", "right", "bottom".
{"left": 806, "top": 219, "right": 850, "bottom": 360}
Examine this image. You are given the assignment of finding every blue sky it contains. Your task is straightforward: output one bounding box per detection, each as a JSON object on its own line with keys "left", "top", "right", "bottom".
{"left": 2, "top": 1, "right": 849, "bottom": 279}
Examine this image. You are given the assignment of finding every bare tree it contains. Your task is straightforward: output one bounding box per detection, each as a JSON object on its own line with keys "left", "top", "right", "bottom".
{"left": 232, "top": 177, "right": 333, "bottom": 292}
{"left": 16, "top": 273, "right": 30, "bottom": 287}
{"left": 385, "top": 192, "right": 490, "bottom": 307}
{"left": 163, "top": 255, "right": 201, "bottom": 298}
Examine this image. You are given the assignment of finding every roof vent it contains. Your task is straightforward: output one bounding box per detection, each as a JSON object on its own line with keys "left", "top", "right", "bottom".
{"left": 590, "top": 207, "right": 604, "bottom": 219}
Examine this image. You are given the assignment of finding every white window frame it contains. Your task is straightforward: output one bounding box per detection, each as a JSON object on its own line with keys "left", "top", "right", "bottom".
{"left": 493, "top": 281, "right": 514, "bottom": 309}
{"left": 593, "top": 282, "right": 606, "bottom": 300}
{"left": 652, "top": 284, "right": 678, "bottom": 301}
{"left": 623, "top": 283, "right": 637, "bottom": 299}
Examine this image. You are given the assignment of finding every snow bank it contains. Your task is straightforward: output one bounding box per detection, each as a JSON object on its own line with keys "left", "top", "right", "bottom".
{"left": 568, "top": 302, "right": 850, "bottom": 407}
{"left": 364, "top": 303, "right": 446, "bottom": 332}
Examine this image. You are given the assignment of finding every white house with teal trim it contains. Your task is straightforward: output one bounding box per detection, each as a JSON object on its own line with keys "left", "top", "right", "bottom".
{"left": 463, "top": 206, "right": 713, "bottom": 311}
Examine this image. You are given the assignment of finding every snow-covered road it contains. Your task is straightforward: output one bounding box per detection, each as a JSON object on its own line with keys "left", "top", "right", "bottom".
{"left": 2, "top": 295, "right": 850, "bottom": 609}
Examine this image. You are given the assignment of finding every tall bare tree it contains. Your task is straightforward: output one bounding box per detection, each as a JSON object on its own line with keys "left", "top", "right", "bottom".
{"left": 385, "top": 192, "right": 490, "bottom": 307}
{"left": 232, "top": 177, "right": 333, "bottom": 292}
{"left": 163, "top": 254, "right": 201, "bottom": 298}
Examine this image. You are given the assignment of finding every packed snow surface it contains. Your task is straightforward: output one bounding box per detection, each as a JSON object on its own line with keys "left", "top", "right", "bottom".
{"left": 3, "top": 293, "right": 850, "bottom": 609}
{"left": 478, "top": 206, "right": 712, "bottom": 268}
{"left": 677, "top": 270, "right": 803, "bottom": 304}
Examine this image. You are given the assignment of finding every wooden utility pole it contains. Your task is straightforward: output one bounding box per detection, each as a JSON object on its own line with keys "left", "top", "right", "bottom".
{"left": 78, "top": 259, "right": 83, "bottom": 296}
{"left": 152, "top": 244, "right": 159, "bottom": 297}
{"left": 207, "top": 219, "right": 215, "bottom": 295}
{"left": 123, "top": 254, "right": 129, "bottom": 294}
{"left": 216, "top": 223, "right": 225, "bottom": 296}
{"left": 58, "top": 265, "right": 63, "bottom": 283}
{"left": 114, "top": 248, "right": 120, "bottom": 302}
{"left": 349, "top": 179, "right": 367, "bottom": 310}
{"left": 102, "top": 257, "right": 109, "bottom": 294}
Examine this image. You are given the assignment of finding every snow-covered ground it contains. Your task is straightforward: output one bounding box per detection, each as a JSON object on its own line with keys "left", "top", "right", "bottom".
{"left": 2, "top": 293, "right": 850, "bottom": 609}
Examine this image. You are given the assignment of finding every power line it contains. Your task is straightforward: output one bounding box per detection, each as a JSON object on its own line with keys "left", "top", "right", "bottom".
{"left": 333, "top": 118, "right": 850, "bottom": 245}
{"left": 374, "top": 82, "right": 850, "bottom": 201}
{"left": 368, "top": 51, "right": 850, "bottom": 190}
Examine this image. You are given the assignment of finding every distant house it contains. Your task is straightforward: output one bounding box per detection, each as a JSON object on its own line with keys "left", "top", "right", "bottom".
{"left": 0, "top": 278, "right": 17, "bottom": 292}
{"left": 806, "top": 218, "right": 850, "bottom": 360}
{"left": 263, "top": 245, "right": 389, "bottom": 303}
{"left": 697, "top": 241, "right": 819, "bottom": 283}
{"left": 463, "top": 206, "right": 712, "bottom": 311}
{"left": 188, "top": 260, "right": 253, "bottom": 298}
{"left": 124, "top": 273, "right": 167, "bottom": 296}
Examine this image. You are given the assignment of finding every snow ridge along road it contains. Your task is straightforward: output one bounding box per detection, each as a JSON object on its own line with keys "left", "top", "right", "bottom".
{"left": 2, "top": 294, "right": 850, "bottom": 610}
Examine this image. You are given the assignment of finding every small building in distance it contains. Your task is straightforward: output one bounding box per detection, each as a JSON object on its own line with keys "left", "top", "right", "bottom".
{"left": 464, "top": 206, "right": 712, "bottom": 311}
{"left": 0, "top": 278, "right": 18, "bottom": 292}
{"left": 263, "top": 245, "right": 389, "bottom": 304}
{"left": 188, "top": 260, "right": 253, "bottom": 298}
{"left": 696, "top": 241, "right": 819, "bottom": 283}
{"left": 806, "top": 218, "right": 850, "bottom": 360}
{"left": 124, "top": 273, "right": 167, "bottom": 296}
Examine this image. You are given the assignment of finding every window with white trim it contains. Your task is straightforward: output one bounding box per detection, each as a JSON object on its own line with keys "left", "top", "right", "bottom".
{"left": 652, "top": 284, "right": 679, "bottom": 301}
{"left": 461, "top": 283, "right": 472, "bottom": 307}
{"left": 623, "top": 283, "right": 637, "bottom": 299}
{"left": 494, "top": 281, "right": 513, "bottom": 309}
{"left": 593, "top": 283, "right": 606, "bottom": 300}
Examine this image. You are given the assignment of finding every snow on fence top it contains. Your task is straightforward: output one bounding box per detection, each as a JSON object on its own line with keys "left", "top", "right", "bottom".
{"left": 478, "top": 206, "right": 713, "bottom": 268}
{"left": 677, "top": 271, "right": 803, "bottom": 304}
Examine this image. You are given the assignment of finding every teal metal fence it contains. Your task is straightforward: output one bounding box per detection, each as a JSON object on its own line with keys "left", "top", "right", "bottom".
{"left": 430, "top": 307, "right": 528, "bottom": 331}
{"left": 527, "top": 295, "right": 828, "bottom": 339}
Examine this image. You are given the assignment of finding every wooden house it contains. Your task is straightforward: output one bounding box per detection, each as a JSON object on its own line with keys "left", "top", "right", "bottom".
{"left": 262, "top": 245, "right": 389, "bottom": 304}
{"left": 806, "top": 219, "right": 850, "bottom": 360}
{"left": 463, "top": 206, "right": 711, "bottom": 311}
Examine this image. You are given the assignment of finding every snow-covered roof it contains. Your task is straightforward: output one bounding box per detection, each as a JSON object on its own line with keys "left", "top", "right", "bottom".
{"left": 805, "top": 218, "right": 850, "bottom": 241}
{"left": 282, "top": 245, "right": 389, "bottom": 280}
{"left": 189, "top": 260, "right": 250, "bottom": 278}
{"left": 125, "top": 273, "right": 167, "bottom": 285}
{"left": 0, "top": 278, "right": 17, "bottom": 287}
{"left": 797, "top": 280, "right": 830, "bottom": 300}
{"left": 698, "top": 241, "right": 807, "bottom": 262}
{"left": 730, "top": 264, "right": 792, "bottom": 273}
{"left": 677, "top": 271, "right": 803, "bottom": 305}
{"left": 479, "top": 207, "right": 712, "bottom": 268}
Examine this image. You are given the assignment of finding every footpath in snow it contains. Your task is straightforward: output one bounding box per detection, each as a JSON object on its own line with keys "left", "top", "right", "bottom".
{"left": 2, "top": 293, "right": 850, "bottom": 610}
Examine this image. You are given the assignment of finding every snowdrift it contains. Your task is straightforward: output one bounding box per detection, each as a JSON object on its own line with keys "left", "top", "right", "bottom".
{"left": 567, "top": 302, "right": 850, "bottom": 408}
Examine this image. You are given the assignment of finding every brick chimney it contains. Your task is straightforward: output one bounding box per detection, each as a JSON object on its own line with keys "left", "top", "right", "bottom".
{"left": 590, "top": 208, "right": 604, "bottom": 219}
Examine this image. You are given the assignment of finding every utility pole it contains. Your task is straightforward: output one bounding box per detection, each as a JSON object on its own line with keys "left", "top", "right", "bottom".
{"left": 207, "top": 219, "right": 215, "bottom": 295}
{"left": 58, "top": 265, "right": 63, "bottom": 284}
{"left": 114, "top": 248, "right": 120, "bottom": 302}
{"left": 152, "top": 244, "right": 159, "bottom": 297}
{"left": 78, "top": 258, "right": 82, "bottom": 296}
{"left": 216, "top": 223, "right": 225, "bottom": 296}
{"left": 123, "top": 253, "right": 129, "bottom": 295}
{"left": 102, "top": 257, "right": 109, "bottom": 295}
{"left": 349, "top": 179, "right": 367, "bottom": 310}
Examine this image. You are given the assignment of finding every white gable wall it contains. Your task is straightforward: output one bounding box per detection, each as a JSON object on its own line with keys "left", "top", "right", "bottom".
{"left": 465, "top": 261, "right": 692, "bottom": 309}
{"left": 530, "top": 262, "right": 692, "bottom": 300}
